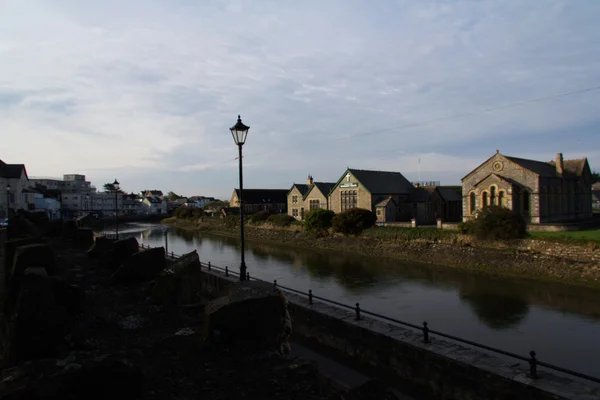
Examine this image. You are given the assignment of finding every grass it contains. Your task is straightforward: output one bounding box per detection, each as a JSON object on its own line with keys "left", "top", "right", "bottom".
{"left": 529, "top": 228, "right": 600, "bottom": 244}
{"left": 363, "top": 225, "right": 459, "bottom": 241}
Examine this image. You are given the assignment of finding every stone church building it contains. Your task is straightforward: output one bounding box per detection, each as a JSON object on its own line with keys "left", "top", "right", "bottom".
{"left": 462, "top": 151, "right": 593, "bottom": 224}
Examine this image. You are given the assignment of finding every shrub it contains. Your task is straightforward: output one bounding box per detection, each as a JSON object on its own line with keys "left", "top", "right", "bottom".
{"left": 192, "top": 207, "right": 205, "bottom": 219}
{"left": 469, "top": 205, "right": 526, "bottom": 240}
{"left": 304, "top": 209, "right": 335, "bottom": 235}
{"left": 249, "top": 210, "right": 270, "bottom": 224}
{"left": 457, "top": 221, "right": 472, "bottom": 234}
{"left": 267, "top": 214, "right": 296, "bottom": 227}
{"left": 332, "top": 208, "right": 377, "bottom": 236}
{"left": 224, "top": 215, "right": 239, "bottom": 228}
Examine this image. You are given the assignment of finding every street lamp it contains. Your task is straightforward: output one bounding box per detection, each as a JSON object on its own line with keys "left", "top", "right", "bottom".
{"left": 113, "top": 179, "right": 120, "bottom": 240}
{"left": 230, "top": 115, "right": 250, "bottom": 281}
{"left": 6, "top": 184, "right": 10, "bottom": 240}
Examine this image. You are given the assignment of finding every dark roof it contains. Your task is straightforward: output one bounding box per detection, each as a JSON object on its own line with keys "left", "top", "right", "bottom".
{"left": 288, "top": 184, "right": 310, "bottom": 197}
{"left": 409, "top": 186, "right": 437, "bottom": 202}
{"left": 0, "top": 161, "right": 28, "bottom": 179}
{"left": 234, "top": 189, "right": 288, "bottom": 204}
{"left": 346, "top": 169, "right": 413, "bottom": 194}
{"left": 375, "top": 197, "right": 396, "bottom": 207}
{"left": 145, "top": 197, "right": 162, "bottom": 204}
{"left": 304, "top": 182, "right": 336, "bottom": 199}
{"left": 437, "top": 187, "right": 462, "bottom": 202}
{"left": 504, "top": 156, "right": 557, "bottom": 177}
{"left": 548, "top": 158, "right": 588, "bottom": 177}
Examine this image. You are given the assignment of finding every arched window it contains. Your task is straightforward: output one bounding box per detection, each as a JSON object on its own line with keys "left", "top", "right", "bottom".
{"left": 482, "top": 192, "right": 488, "bottom": 208}
{"left": 469, "top": 192, "right": 476, "bottom": 214}
{"left": 522, "top": 190, "right": 530, "bottom": 215}
{"left": 498, "top": 191, "right": 505, "bottom": 208}
{"left": 490, "top": 186, "right": 496, "bottom": 205}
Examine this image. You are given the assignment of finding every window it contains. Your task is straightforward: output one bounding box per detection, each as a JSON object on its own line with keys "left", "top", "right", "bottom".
{"left": 490, "top": 186, "right": 496, "bottom": 205}
{"left": 292, "top": 208, "right": 299, "bottom": 217}
{"left": 522, "top": 190, "right": 530, "bottom": 214}
{"left": 309, "top": 199, "right": 320, "bottom": 210}
{"left": 340, "top": 190, "right": 357, "bottom": 211}
{"left": 482, "top": 192, "right": 488, "bottom": 207}
{"left": 376, "top": 209, "right": 382, "bottom": 215}
{"left": 469, "top": 192, "right": 476, "bottom": 214}
{"left": 498, "top": 191, "right": 505, "bottom": 208}
{"left": 292, "top": 195, "right": 298, "bottom": 204}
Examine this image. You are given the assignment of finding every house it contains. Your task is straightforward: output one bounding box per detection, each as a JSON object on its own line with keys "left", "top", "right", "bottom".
{"left": 188, "top": 196, "right": 218, "bottom": 208}
{"left": 1, "top": 160, "right": 31, "bottom": 217}
{"left": 122, "top": 193, "right": 142, "bottom": 215}
{"left": 329, "top": 169, "right": 414, "bottom": 220}
{"left": 462, "top": 151, "right": 594, "bottom": 223}
{"left": 401, "top": 185, "right": 462, "bottom": 225}
{"left": 230, "top": 189, "right": 288, "bottom": 214}
{"left": 143, "top": 190, "right": 164, "bottom": 200}
{"left": 592, "top": 182, "right": 600, "bottom": 209}
{"left": 142, "top": 196, "right": 167, "bottom": 215}
{"left": 221, "top": 207, "right": 240, "bottom": 218}
{"left": 287, "top": 175, "right": 336, "bottom": 220}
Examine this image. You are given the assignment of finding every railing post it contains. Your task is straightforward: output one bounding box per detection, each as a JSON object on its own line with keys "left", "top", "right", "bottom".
{"left": 422, "top": 321, "right": 431, "bottom": 343}
{"left": 308, "top": 290, "right": 313, "bottom": 305}
{"left": 528, "top": 351, "right": 539, "bottom": 379}
{"left": 273, "top": 279, "right": 277, "bottom": 288}
{"left": 355, "top": 303, "right": 361, "bottom": 321}
{"left": 208, "top": 261, "right": 211, "bottom": 271}
{"left": 246, "top": 272, "right": 250, "bottom": 280}
{"left": 225, "top": 266, "right": 228, "bottom": 276}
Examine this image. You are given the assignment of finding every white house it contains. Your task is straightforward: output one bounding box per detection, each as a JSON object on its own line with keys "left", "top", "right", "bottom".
{"left": 142, "top": 197, "right": 167, "bottom": 215}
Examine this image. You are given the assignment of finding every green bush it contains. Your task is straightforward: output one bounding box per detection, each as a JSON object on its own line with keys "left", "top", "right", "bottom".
{"left": 224, "top": 215, "right": 239, "bottom": 228}
{"left": 332, "top": 208, "right": 377, "bottom": 236}
{"left": 192, "top": 207, "right": 205, "bottom": 219}
{"left": 457, "top": 221, "right": 471, "bottom": 234}
{"left": 304, "top": 209, "right": 335, "bottom": 235}
{"left": 249, "top": 210, "right": 270, "bottom": 224}
{"left": 469, "top": 205, "right": 526, "bottom": 240}
{"left": 174, "top": 206, "right": 204, "bottom": 219}
{"left": 267, "top": 214, "right": 296, "bottom": 227}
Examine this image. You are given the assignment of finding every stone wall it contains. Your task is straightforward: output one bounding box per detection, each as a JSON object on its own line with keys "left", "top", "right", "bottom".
{"left": 199, "top": 268, "right": 600, "bottom": 400}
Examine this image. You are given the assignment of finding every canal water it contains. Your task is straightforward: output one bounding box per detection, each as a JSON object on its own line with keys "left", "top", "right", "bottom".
{"left": 107, "top": 223, "right": 600, "bottom": 377}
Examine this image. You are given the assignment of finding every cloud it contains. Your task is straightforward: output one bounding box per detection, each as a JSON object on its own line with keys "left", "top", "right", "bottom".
{"left": 1, "top": 0, "right": 600, "bottom": 198}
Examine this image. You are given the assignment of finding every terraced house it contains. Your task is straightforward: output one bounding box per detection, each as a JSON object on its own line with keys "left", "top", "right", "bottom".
{"left": 462, "top": 151, "right": 594, "bottom": 223}
{"left": 287, "top": 175, "right": 335, "bottom": 220}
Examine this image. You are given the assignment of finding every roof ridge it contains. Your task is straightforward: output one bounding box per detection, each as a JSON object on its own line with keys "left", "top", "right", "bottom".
{"left": 349, "top": 168, "right": 406, "bottom": 174}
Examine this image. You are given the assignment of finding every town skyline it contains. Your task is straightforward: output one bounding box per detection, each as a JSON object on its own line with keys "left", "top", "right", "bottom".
{"left": 2, "top": 1, "right": 600, "bottom": 199}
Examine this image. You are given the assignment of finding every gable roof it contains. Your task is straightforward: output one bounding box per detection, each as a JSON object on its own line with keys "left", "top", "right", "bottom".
{"left": 234, "top": 189, "right": 288, "bottom": 204}
{"left": 437, "top": 187, "right": 462, "bottom": 202}
{"left": 472, "top": 173, "right": 520, "bottom": 188}
{"left": 504, "top": 156, "right": 556, "bottom": 177}
{"left": 548, "top": 158, "right": 588, "bottom": 177}
{"left": 375, "top": 197, "right": 397, "bottom": 207}
{"left": 304, "top": 182, "right": 336, "bottom": 199}
{"left": 335, "top": 168, "right": 413, "bottom": 194}
{"left": 0, "top": 161, "right": 28, "bottom": 180}
{"left": 409, "top": 186, "right": 437, "bottom": 202}
{"left": 288, "top": 183, "right": 309, "bottom": 197}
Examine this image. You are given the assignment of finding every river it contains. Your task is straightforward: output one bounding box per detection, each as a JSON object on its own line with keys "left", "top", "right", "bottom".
{"left": 107, "top": 223, "right": 600, "bottom": 377}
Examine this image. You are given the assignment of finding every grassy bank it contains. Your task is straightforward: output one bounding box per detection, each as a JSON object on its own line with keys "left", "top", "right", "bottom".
{"left": 162, "top": 217, "right": 600, "bottom": 289}
{"left": 529, "top": 228, "right": 600, "bottom": 245}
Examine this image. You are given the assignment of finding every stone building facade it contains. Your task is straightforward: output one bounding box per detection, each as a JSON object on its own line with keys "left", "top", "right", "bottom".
{"left": 287, "top": 176, "right": 335, "bottom": 220}
{"left": 462, "top": 151, "right": 593, "bottom": 223}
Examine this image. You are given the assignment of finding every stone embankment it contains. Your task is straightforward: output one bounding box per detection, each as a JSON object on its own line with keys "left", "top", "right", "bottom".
{"left": 166, "top": 218, "right": 600, "bottom": 287}
{"left": 0, "top": 215, "right": 357, "bottom": 400}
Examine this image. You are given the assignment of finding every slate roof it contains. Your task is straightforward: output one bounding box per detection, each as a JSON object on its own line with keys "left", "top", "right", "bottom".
{"left": 409, "top": 186, "right": 437, "bottom": 202}
{"left": 304, "top": 182, "right": 336, "bottom": 199}
{"left": 504, "top": 156, "right": 557, "bottom": 177}
{"left": 346, "top": 169, "right": 413, "bottom": 194}
{"left": 234, "top": 189, "right": 288, "bottom": 204}
{"left": 288, "top": 184, "right": 310, "bottom": 197}
{"left": 0, "top": 160, "right": 28, "bottom": 179}
{"left": 548, "top": 158, "right": 588, "bottom": 177}
{"left": 375, "top": 197, "right": 396, "bottom": 207}
{"left": 437, "top": 187, "right": 462, "bottom": 202}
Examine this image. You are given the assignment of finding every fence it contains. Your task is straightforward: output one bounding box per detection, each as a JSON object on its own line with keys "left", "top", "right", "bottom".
{"left": 136, "top": 241, "right": 600, "bottom": 385}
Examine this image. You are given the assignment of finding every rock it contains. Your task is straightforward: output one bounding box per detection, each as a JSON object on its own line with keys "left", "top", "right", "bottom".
{"left": 74, "top": 228, "right": 94, "bottom": 248}
{"left": 97, "top": 237, "right": 138, "bottom": 270}
{"left": 62, "top": 220, "right": 78, "bottom": 240}
{"left": 86, "top": 236, "right": 114, "bottom": 259}
{"left": 112, "top": 247, "right": 165, "bottom": 284}
{"left": 0, "top": 350, "right": 145, "bottom": 400}
{"left": 334, "top": 379, "right": 399, "bottom": 400}
{"left": 4, "top": 237, "right": 44, "bottom": 281}
{"left": 50, "top": 277, "right": 86, "bottom": 316}
{"left": 3, "top": 267, "right": 68, "bottom": 367}
{"left": 10, "top": 243, "right": 56, "bottom": 282}
{"left": 203, "top": 281, "right": 292, "bottom": 354}
{"left": 151, "top": 250, "right": 203, "bottom": 306}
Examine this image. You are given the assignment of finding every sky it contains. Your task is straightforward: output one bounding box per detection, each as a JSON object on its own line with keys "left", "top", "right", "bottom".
{"left": 1, "top": 0, "right": 600, "bottom": 199}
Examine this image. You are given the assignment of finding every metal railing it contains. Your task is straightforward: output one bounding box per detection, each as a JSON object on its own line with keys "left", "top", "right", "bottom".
{"left": 134, "top": 241, "right": 600, "bottom": 385}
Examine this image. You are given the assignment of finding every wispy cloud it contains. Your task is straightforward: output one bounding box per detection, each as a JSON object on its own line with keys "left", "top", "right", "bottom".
{"left": 1, "top": 0, "right": 600, "bottom": 198}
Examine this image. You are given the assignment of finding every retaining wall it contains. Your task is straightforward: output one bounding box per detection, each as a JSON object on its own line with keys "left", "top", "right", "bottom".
{"left": 199, "top": 267, "right": 600, "bottom": 400}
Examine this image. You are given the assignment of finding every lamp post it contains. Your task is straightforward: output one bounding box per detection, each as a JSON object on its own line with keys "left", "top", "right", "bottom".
{"left": 230, "top": 115, "right": 250, "bottom": 281}
{"left": 6, "top": 184, "right": 10, "bottom": 240}
{"left": 113, "top": 179, "right": 120, "bottom": 240}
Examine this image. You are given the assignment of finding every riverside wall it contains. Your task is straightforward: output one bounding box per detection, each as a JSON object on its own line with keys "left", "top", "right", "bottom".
{"left": 199, "top": 267, "right": 600, "bottom": 400}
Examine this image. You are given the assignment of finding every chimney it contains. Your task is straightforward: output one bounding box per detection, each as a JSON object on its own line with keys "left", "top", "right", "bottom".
{"left": 556, "top": 153, "right": 564, "bottom": 176}
{"left": 307, "top": 174, "right": 314, "bottom": 186}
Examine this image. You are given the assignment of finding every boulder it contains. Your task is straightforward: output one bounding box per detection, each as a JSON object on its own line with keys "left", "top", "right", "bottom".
{"left": 4, "top": 237, "right": 44, "bottom": 281}
{"left": 74, "top": 228, "right": 94, "bottom": 248}
{"left": 112, "top": 247, "right": 165, "bottom": 284}
{"left": 151, "top": 250, "right": 203, "bottom": 306}
{"left": 0, "top": 350, "right": 145, "bottom": 400}
{"left": 97, "top": 237, "right": 138, "bottom": 270}
{"left": 62, "top": 220, "right": 78, "bottom": 240}
{"left": 203, "top": 281, "right": 292, "bottom": 354}
{"left": 3, "top": 267, "right": 68, "bottom": 367}
{"left": 10, "top": 243, "right": 56, "bottom": 282}
{"left": 50, "top": 277, "right": 86, "bottom": 316}
{"left": 86, "top": 236, "right": 115, "bottom": 259}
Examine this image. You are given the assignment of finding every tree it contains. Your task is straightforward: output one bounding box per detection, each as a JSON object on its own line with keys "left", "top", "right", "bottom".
{"left": 304, "top": 209, "right": 335, "bottom": 235}
{"left": 166, "top": 191, "right": 184, "bottom": 201}
{"left": 592, "top": 171, "right": 600, "bottom": 183}
{"left": 103, "top": 182, "right": 124, "bottom": 193}
{"left": 204, "top": 200, "right": 229, "bottom": 210}
{"left": 332, "top": 208, "right": 377, "bottom": 236}
{"left": 468, "top": 205, "right": 526, "bottom": 240}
